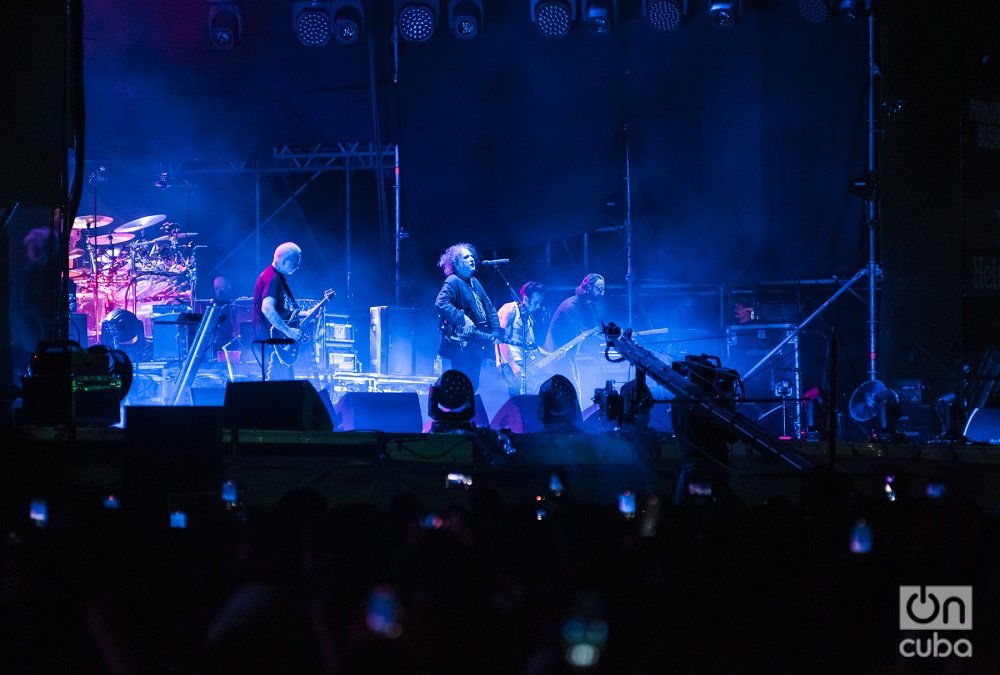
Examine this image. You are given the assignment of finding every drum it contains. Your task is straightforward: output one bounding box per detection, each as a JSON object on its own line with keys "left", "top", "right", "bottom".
{"left": 134, "top": 273, "right": 181, "bottom": 301}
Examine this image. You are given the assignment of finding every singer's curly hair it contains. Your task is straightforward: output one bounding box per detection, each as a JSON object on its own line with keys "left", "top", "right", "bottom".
{"left": 438, "top": 242, "right": 477, "bottom": 276}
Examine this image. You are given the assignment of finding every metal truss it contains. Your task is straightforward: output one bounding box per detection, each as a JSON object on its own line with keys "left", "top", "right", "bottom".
{"left": 151, "top": 142, "right": 397, "bottom": 176}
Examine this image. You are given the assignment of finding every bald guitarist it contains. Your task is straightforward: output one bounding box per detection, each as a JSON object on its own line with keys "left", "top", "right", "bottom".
{"left": 252, "top": 242, "right": 333, "bottom": 382}
{"left": 434, "top": 242, "right": 501, "bottom": 391}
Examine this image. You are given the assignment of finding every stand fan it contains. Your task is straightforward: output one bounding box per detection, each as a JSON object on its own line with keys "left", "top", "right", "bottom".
{"left": 848, "top": 380, "right": 898, "bottom": 422}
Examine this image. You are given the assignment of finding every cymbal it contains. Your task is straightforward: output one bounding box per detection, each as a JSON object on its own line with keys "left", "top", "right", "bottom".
{"left": 72, "top": 214, "right": 113, "bottom": 229}
{"left": 88, "top": 232, "right": 135, "bottom": 246}
{"left": 114, "top": 214, "right": 167, "bottom": 233}
{"left": 67, "top": 268, "right": 89, "bottom": 279}
{"left": 68, "top": 248, "right": 85, "bottom": 260}
{"left": 151, "top": 232, "right": 198, "bottom": 243}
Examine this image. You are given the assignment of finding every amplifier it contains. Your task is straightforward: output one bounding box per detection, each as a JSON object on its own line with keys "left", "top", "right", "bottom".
{"left": 327, "top": 348, "right": 358, "bottom": 373}
{"left": 369, "top": 306, "right": 439, "bottom": 376}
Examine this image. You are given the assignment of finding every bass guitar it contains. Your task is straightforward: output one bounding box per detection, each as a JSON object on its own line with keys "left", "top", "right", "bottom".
{"left": 272, "top": 288, "right": 335, "bottom": 366}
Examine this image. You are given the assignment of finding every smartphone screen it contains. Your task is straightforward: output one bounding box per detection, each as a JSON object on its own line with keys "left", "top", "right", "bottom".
{"left": 29, "top": 499, "right": 47, "bottom": 527}
{"left": 169, "top": 510, "right": 187, "bottom": 529}
{"left": 618, "top": 490, "right": 636, "bottom": 519}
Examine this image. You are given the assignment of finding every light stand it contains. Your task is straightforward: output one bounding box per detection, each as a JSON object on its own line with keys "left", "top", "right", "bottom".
{"left": 742, "top": 9, "right": 884, "bottom": 438}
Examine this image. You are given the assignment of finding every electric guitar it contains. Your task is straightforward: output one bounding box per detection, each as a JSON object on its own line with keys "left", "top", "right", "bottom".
{"left": 272, "top": 288, "right": 335, "bottom": 366}
{"left": 502, "top": 327, "right": 600, "bottom": 391}
{"left": 441, "top": 310, "right": 518, "bottom": 363}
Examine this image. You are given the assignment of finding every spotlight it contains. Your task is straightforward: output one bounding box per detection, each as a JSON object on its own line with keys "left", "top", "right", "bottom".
{"left": 583, "top": 0, "right": 615, "bottom": 35}
{"left": 294, "top": 1, "right": 332, "bottom": 47}
{"left": 531, "top": 0, "right": 575, "bottom": 38}
{"left": 395, "top": 0, "right": 439, "bottom": 42}
{"left": 332, "top": 0, "right": 365, "bottom": 44}
{"left": 643, "top": 0, "right": 687, "bottom": 31}
{"left": 449, "top": 0, "right": 483, "bottom": 39}
{"left": 428, "top": 369, "right": 476, "bottom": 431}
{"left": 837, "top": 0, "right": 869, "bottom": 22}
{"left": 708, "top": 0, "right": 742, "bottom": 29}
{"left": 208, "top": 1, "right": 242, "bottom": 50}
{"left": 797, "top": 0, "right": 832, "bottom": 22}
{"left": 101, "top": 308, "right": 145, "bottom": 349}
{"left": 798, "top": 0, "right": 869, "bottom": 23}
{"left": 538, "top": 374, "right": 582, "bottom": 431}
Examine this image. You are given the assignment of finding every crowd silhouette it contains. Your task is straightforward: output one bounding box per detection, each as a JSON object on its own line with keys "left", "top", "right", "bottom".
{"left": 2, "top": 470, "right": 999, "bottom": 674}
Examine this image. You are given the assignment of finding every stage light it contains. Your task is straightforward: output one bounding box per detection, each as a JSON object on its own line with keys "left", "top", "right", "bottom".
{"left": 294, "top": 1, "right": 333, "bottom": 46}
{"left": 102, "top": 309, "right": 144, "bottom": 348}
{"left": 643, "top": 0, "right": 687, "bottom": 31}
{"left": 208, "top": 1, "right": 242, "bottom": 50}
{"left": 449, "top": 0, "right": 483, "bottom": 39}
{"left": 538, "top": 374, "right": 581, "bottom": 431}
{"left": 798, "top": 0, "right": 868, "bottom": 23}
{"left": 395, "top": 0, "right": 439, "bottom": 42}
{"left": 583, "top": 0, "right": 615, "bottom": 35}
{"left": 708, "top": 0, "right": 742, "bottom": 29}
{"left": 531, "top": 0, "right": 575, "bottom": 38}
{"left": 935, "top": 393, "right": 963, "bottom": 441}
{"left": 797, "top": 0, "right": 832, "bottom": 23}
{"left": 332, "top": 0, "right": 365, "bottom": 44}
{"left": 836, "top": 0, "right": 868, "bottom": 22}
{"left": 428, "top": 369, "right": 476, "bottom": 431}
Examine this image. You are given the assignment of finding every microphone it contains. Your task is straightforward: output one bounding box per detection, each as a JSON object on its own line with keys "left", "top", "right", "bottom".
{"left": 480, "top": 259, "right": 510, "bottom": 266}
{"left": 89, "top": 166, "right": 107, "bottom": 184}
{"left": 252, "top": 338, "right": 296, "bottom": 345}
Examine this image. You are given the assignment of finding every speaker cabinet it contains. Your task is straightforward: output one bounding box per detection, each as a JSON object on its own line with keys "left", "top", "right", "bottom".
{"left": 369, "top": 306, "right": 439, "bottom": 376}
{"left": 333, "top": 392, "right": 422, "bottom": 433}
{"left": 152, "top": 313, "right": 202, "bottom": 360}
{"left": 489, "top": 395, "right": 543, "bottom": 434}
{"left": 223, "top": 381, "right": 333, "bottom": 431}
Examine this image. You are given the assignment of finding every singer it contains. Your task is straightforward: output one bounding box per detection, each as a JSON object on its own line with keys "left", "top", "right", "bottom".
{"left": 252, "top": 242, "right": 304, "bottom": 381}
{"left": 434, "top": 242, "right": 502, "bottom": 391}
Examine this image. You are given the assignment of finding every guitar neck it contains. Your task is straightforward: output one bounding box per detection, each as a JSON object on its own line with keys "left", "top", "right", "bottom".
{"left": 298, "top": 294, "right": 331, "bottom": 325}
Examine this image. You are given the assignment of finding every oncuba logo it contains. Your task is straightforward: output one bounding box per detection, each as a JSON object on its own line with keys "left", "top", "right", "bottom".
{"left": 899, "top": 586, "right": 973, "bottom": 658}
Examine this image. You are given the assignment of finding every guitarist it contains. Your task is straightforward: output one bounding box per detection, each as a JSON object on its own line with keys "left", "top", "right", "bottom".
{"left": 434, "top": 243, "right": 501, "bottom": 391}
{"left": 495, "top": 281, "right": 547, "bottom": 396}
{"left": 252, "top": 242, "right": 304, "bottom": 381}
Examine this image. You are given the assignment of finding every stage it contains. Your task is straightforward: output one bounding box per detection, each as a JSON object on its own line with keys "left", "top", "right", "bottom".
{"left": 7, "top": 408, "right": 1000, "bottom": 525}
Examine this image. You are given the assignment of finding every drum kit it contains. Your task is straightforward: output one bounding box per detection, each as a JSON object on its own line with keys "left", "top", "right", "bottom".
{"left": 69, "top": 213, "right": 201, "bottom": 343}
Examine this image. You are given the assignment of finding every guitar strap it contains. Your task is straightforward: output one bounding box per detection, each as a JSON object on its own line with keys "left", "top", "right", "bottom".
{"left": 279, "top": 273, "right": 299, "bottom": 318}
{"left": 468, "top": 278, "right": 488, "bottom": 328}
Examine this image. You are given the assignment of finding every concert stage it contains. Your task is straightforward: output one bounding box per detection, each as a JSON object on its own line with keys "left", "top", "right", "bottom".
{"left": 6, "top": 404, "right": 1000, "bottom": 527}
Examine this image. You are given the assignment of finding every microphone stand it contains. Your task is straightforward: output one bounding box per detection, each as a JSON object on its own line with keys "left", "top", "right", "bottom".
{"left": 488, "top": 264, "right": 530, "bottom": 395}
{"left": 86, "top": 170, "right": 103, "bottom": 344}
{"left": 252, "top": 339, "right": 270, "bottom": 382}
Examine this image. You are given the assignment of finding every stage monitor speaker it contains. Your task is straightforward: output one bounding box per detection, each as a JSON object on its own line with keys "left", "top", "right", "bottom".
{"left": 964, "top": 407, "right": 1000, "bottom": 444}
{"left": 489, "top": 395, "right": 543, "bottom": 434}
{"left": 223, "top": 381, "right": 333, "bottom": 431}
{"left": 333, "top": 392, "right": 422, "bottom": 433}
